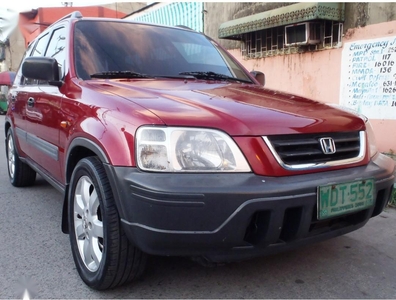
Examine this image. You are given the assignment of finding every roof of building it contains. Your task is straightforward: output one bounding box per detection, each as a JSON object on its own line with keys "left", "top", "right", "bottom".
{"left": 19, "top": 6, "right": 127, "bottom": 47}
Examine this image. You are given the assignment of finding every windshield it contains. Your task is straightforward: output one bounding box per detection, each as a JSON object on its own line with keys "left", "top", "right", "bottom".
{"left": 73, "top": 20, "right": 252, "bottom": 83}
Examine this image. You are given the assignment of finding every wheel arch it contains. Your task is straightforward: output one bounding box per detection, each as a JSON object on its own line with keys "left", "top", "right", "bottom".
{"left": 65, "top": 137, "right": 109, "bottom": 182}
{"left": 62, "top": 137, "right": 110, "bottom": 234}
{"left": 4, "top": 120, "right": 11, "bottom": 138}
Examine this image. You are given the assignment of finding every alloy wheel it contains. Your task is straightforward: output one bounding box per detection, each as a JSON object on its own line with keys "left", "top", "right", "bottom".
{"left": 7, "top": 134, "right": 15, "bottom": 179}
{"left": 73, "top": 175, "right": 104, "bottom": 272}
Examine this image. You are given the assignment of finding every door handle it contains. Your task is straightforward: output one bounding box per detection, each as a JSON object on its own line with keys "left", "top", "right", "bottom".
{"left": 27, "top": 97, "right": 35, "bottom": 107}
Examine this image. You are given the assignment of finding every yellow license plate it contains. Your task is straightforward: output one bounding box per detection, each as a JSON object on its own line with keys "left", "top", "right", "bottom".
{"left": 317, "top": 179, "right": 375, "bottom": 220}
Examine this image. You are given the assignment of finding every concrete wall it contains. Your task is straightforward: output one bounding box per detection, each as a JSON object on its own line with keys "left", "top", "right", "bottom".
{"left": 204, "top": 2, "right": 396, "bottom": 153}
{"left": 344, "top": 2, "right": 396, "bottom": 29}
{"left": 5, "top": 28, "right": 25, "bottom": 72}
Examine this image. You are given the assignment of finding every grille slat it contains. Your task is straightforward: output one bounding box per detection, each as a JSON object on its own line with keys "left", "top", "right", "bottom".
{"left": 272, "top": 140, "right": 319, "bottom": 147}
{"left": 280, "top": 149, "right": 323, "bottom": 157}
{"left": 266, "top": 131, "right": 362, "bottom": 166}
{"left": 333, "top": 146, "right": 360, "bottom": 153}
{"left": 333, "top": 137, "right": 360, "bottom": 143}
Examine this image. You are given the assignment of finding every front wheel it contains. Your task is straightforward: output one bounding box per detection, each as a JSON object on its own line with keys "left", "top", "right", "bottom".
{"left": 68, "top": 157, "right": 147, "bottom": 290}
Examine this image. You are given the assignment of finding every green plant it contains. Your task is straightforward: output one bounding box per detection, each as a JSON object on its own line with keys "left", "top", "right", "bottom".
{"left": 389, "top": 188, "right": 396, "bottom": 207}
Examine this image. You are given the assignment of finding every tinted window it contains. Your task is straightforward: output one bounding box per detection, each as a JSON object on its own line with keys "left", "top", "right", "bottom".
{"left": 15, "top": 41, "right": 35, "bottom": 85}
{"left": 23, "top": 33, "right": 50, "bottom": 85}
{"left": 32, "top": 33, "right": 50, "bottom": 57}
{"left": 74, "top": 21, "right": 251, "bottom": 82}
{"left": 46, "top": 27, "right": 67, "bottom": 79}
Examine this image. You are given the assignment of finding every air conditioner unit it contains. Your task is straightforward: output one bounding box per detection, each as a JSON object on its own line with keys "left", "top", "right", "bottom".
{"left": 285, "top": 22, "right": 321, "bottom": 46}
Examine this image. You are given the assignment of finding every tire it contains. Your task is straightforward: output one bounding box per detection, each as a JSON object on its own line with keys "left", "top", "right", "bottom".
{"left": 6, "top": 129, "right": 37, "bottom": 187}
{"left": 68, "top": 157, "right": 147, "bottom": 290}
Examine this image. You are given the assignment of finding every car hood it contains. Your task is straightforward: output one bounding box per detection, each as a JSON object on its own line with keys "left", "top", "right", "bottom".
{"left": 88, "top": 79, "right": 365, "bottom": 136}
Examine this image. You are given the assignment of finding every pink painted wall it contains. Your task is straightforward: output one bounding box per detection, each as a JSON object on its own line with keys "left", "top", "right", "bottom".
{"left": 229, "top": 21, "right": 396, "bottom": 154}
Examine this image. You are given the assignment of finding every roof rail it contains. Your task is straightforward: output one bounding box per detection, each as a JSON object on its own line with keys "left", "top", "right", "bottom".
{"left": 69, "top": 11, "right": 83, "bottom": 19}
{"left": 50, "top": 11, "right": 83, "bottom": 27}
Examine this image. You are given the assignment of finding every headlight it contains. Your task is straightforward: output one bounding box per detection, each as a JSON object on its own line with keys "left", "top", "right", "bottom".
{"left": 365, "top": 120, "right": 378, "bottom": 158}
{"left": 136, "top": 127, "right": 251, "bottom": 172}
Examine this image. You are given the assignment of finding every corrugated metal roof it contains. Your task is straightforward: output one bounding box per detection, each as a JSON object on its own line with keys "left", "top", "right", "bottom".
{"left": 126, "top": 2, "right": 203, "bottom": 32}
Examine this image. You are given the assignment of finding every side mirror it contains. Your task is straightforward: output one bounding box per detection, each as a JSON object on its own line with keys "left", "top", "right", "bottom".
{"left": 250, "top": 71, "right": 265, "bottom": 86}
{"left": 22, "top": 57, "right": 63, "bottom": 87}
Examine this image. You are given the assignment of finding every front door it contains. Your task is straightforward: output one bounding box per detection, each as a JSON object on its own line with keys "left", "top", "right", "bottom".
{"left": 24, "top": 26, "right": 67, "bottom": 182}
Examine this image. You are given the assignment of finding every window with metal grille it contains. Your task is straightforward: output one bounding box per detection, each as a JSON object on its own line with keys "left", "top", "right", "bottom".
{"left": 0, "top": 44, "right": 5, "bottom": 62}
{"left": 241, "top": 20, "right": 343, "bottom": 59}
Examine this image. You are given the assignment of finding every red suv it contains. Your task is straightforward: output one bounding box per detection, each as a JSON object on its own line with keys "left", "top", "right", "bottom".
{"left": 4, "top": 12, "right": 395, "bottom": 290}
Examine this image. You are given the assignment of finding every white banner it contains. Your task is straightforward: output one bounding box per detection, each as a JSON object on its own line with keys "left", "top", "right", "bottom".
{"left": 0, "top": 8, "right": 18, "bottom": 42}
{"left": 339, "top": 36, "right": 396, "bottom": 119}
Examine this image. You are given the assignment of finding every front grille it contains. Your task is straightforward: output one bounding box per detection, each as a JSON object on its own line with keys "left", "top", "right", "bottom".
{"left": 265, "top": 131, "right": 363, "bottom": 168}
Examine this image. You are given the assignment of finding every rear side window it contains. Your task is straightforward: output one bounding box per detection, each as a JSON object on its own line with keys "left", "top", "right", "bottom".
{"left": 22, "top": 33, "right": 50, "bottom": 85}
{"left": 15, "top": 41, "right": 34, "bottom": 85}
{"left": 45, "top": 27, "right": 67, "bottom": 80}
{"left": 32, "top": 33, "right": 50, "bottom": 57}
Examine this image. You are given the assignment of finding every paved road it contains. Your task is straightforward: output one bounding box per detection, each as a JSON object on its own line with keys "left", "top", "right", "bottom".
{"left": 0, "top": 114, "right": 396, "bottom": 299}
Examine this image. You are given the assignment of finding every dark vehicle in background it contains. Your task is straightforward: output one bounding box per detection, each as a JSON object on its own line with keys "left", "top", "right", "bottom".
{"left": 0, "top": 71, "right": 15, "bottom": 114}
{"left": 4, "top": 12, "right": 395, "bottom": 290}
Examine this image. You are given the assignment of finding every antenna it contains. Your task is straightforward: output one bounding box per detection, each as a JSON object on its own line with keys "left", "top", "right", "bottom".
{"left": 61, "top": 2, "right": 73, "bottom": 7}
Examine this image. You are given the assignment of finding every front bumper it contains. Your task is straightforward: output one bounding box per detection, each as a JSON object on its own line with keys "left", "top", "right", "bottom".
{"left": 104, "top": 153, "right": 395, "bottom": 262}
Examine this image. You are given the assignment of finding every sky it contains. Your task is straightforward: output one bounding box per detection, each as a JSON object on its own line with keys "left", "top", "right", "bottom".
{"left": 0, "top": 0, "right": 122, "bottom": 12}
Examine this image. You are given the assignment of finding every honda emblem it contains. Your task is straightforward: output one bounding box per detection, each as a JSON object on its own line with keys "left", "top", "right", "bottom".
{"left": 319, "top": 137, "right": 336, "bottom": 154}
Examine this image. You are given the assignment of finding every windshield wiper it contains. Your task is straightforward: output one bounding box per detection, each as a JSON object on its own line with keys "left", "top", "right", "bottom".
{"left": 90, "top": 71, "right": 152, "bottom": 79}
{"left": 179, "top": 71, "right": 252, "bottom": 83}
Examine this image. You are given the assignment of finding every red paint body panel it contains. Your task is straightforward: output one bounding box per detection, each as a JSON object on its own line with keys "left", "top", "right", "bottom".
{"left": 86, "top": 79, "right": 365, "bottom": 136}
{"left": 72, "top": 79, "right": 368, "bottom": 175}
